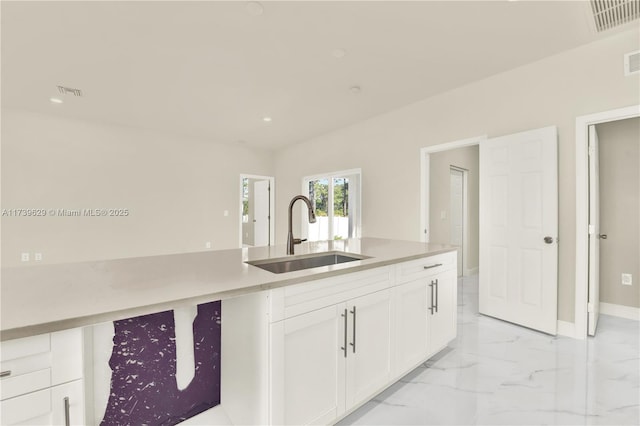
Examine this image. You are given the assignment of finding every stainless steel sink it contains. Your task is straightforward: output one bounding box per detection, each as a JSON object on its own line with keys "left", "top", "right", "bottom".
{"left": 246, "top": 251, "right": 370, "bottom": 274}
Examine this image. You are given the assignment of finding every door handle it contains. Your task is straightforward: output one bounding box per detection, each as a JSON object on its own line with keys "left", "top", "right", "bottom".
{"left": 64, "top": 396, "right": 71, "bottom": 426}
{"left": 349, "top": 306, "right": 356, "bottom": 354}
{"left": 434, "top": 278, "right": 439, "bottom": 313}
{"left": 428, "top": 280, "right": 435, "bottom": 315}
{"left": 0, "top": 370, "right": 11, "bottom": 378}
{"left": 544, "top": 236, "right": 554, "bottom": 244}
{"left": 597, "top": 234, "right": 607, "bottom": 239}
{"left": 340, "top": 309, "right": 348, "bottom": 358}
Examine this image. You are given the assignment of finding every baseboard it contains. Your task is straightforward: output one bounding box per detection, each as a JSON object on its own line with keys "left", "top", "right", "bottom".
{"left": 600, "top": 302, "right": 640, "bottom": 321}
{"left": 557, "top": 320, "right": 577, "bottom": 338}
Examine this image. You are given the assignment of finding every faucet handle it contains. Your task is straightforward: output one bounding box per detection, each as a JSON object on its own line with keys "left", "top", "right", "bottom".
{"left": 293, "top": 238, "right": 307, "bottom": 244}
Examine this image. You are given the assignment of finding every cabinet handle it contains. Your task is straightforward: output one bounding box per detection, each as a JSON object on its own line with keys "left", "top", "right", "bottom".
{"left": 434, "top": 278, "right": 439, "bottom": 313}
{"left": 350, "top": 306, "right": 357, "bottom": 354}
{"left": 0, "top": 370, "right": 11, "bottom": 378}
{"left": 424, "top": 263, "right": 443, "bottom": 270}
{"left": 340, "top": 309, "right": 348, "bottom": 358}
{"left": 428, "top": 281, "right": 435, "bottom": 315}
{"left": 64, "top": 396, "right": 71, "bottom": 426}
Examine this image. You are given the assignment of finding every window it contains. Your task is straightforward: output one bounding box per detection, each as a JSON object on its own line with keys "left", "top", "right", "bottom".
{"left": 303, "top": 169, "right": 361, "bottom": 241}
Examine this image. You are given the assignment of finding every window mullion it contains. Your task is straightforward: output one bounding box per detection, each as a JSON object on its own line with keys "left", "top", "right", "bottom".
{"left": 328, "top": 177, "right": 334, "bottom": 240}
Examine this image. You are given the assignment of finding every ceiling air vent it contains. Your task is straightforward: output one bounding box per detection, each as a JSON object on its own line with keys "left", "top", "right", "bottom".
{"left": 625, "top": 50, "right": 640, "bottom": 76}
{"left": 590, "top": 0, "right": 640, "bottom": 32}
{"left": 57, "top": 85, "right": 83, "bottom": 97}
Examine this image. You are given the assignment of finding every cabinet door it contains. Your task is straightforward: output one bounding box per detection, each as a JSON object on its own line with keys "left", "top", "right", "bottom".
{"left": 51, "top": 380, "right": 85, "bottom": 426}
{"left": 427, "top": 270, "right": 457, "bottom": 356}
{"left": 0, "top": 380, "right": 84, "bottom": 425}
{"left": 270, "top": 305, "right": 346, "bottom": 425}
{"left": 393, "top": 279, "right": 428, "bottom": 376}
{"left": 345, "top": 289, "right": 393, "bottom": 410}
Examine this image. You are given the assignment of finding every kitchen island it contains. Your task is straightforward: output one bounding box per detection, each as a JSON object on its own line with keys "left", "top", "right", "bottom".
{"left": 1, "top": 238, "right": 457, "bottom": 425}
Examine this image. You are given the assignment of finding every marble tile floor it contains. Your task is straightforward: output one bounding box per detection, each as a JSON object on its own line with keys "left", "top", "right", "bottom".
{"left": 339, "top": 275, "right": 639, "bottom": 425}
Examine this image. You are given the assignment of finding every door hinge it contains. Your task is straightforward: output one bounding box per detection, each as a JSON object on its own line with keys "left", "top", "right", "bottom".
{"left": 588, "top": 146, "right": 595, "bottom": 156}
{"left": 588, "top": 224, "right": 595, "bottom": 235}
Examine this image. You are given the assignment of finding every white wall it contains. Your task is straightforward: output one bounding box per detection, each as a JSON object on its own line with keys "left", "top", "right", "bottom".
{"left": 1, "top": 109, "right": 274, "bottom": 266}
{"left": 274, "top": 28, "right": 640, "bottom": 322}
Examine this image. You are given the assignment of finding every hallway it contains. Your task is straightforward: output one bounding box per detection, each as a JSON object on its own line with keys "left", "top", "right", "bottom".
{"left": 340, "top": 275, "right": 639, "bottom": 425}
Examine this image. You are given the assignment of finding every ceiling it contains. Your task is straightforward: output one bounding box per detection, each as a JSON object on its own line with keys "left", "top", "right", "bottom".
{"left": 0, "top": 1, "right": 629, "bottom": 149}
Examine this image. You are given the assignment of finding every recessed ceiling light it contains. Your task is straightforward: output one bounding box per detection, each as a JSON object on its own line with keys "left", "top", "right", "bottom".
{"left": 49, "top": 97, "right": 63, "bottom": 104}
{"left": 263, "top": 116, "right": 272, "bottom": 122}
{"left": 246, "top": 1, "right": 264, "bottom": 16}
{"left": 332, "top": 48, "right": 347, "bottom": 59}
{"left": 350, "top": 86, "right": 362, "bottom": 94}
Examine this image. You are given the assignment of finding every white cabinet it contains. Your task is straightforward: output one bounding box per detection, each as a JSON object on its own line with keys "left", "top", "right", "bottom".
{"left": 268, "top": 268, "right": 393, "bottom": 426}
{"left": 393, "top": 251, "right": 457, "bottom": 376}
{"left": 270, "top": 304, "right": 346, "bottom": 425}
{"left": 393, "top": 279, "right": 428, "bottom": 376}
{"left": 223, "top": 251, "right": 457, "bottom": 426}
{"left": 0, "top": 329, "right": 85, "bottom": 425}
{"left": 427, "top": 268, "right": 457, "bottom": 356}
{"left": 345, "top": 289, "right": 392, "bottom": 409}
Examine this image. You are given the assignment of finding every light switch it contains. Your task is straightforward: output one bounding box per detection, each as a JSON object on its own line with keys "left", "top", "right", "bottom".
{"left": 223, "top": 210, "right": 229, "bottom": 217}
{"left": 440, "top": 210, "right": 447, "bottom": 220}
{"left": 622, "top": 273, "right": 632, "bottom": 286}
{"left": 21, "top": 253, "right": 30, "bottom": 262}
{"left": 35, "top": 253, "right": 43, "bottom": 261}
{"left": 205, "top": 242, "right": 211, "bottom": 249}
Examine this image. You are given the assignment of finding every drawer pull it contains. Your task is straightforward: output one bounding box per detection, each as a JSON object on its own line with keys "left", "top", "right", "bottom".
{"left": 64, "top": 396, "right": 70, "bottom": 426}
{"left": 350, "top": 306, "right": 357, "bottom": 354}
{"left": 423, "top": 263, "right": 443, "bottom": 270}
{"left": 428, "top": 281, "right": 435, "bottom": 315}
{"left": 0, "top": 370, "right": 11, "bottom": 378}
{"left": 340, "top": 309, "right": 348, "bottom": 358}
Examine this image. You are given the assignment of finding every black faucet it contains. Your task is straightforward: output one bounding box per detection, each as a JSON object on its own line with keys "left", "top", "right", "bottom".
{"left": 287, "top": 195, "right": 317, "bottom": 255}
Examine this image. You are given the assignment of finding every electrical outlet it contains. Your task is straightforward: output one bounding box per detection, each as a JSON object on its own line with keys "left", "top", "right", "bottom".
{"left": 205, "top": 242, "right": 211, "bottom": 249}
{"left": 223, "top": 210, "right": 229, "bottom": 217}
{"left": 21, "top": 253, "right": 30, "bottom": 262}
{"left": 622, "top": 273, "right": 632, "bottom": 286}
{"left": 35, "top": 252, "right": 43, "bottom": 261}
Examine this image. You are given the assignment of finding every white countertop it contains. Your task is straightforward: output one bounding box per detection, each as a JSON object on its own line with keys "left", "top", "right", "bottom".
{"left": 1, "top": 238, "right": 455, "bottom": 340}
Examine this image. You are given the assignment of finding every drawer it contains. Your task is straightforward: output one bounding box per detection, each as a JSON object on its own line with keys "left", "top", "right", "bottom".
{"left": 1, "top": 328, "right": 83, "bottom": 399}
{"left": 1, "top": 368, "right": 51, "bottom": 400}
{"left": 269, "top": 266, "right": 392, "bottom": 322}
{"left": 1, "top": 334, "right": 52, "bottom": 399}
{"left": 395, "top": 251, "right": 456, "bottom": 284}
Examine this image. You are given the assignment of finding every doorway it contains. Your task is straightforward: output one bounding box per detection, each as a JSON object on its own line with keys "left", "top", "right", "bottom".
{"left": 575, "top": 105, "right": 640, "bottom": 339}
{"left": 239, "top": 174, "right": 275, "bottom": 248}
{"left": 587, "top": 117, "right": 640, "bottom": 336}
{"left": 449, "top": 167, "right": 467, "bottom": 277}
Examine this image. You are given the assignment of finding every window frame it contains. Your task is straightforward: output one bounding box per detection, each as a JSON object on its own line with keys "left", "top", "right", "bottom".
{"left": 301, "top": 168, "right": 362, "bottom": 241}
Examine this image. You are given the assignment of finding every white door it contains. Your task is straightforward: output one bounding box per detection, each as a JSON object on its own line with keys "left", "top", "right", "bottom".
{"left": 253, "top": 180, "right": 270, "bottom": 246}
{"left": 479, "top": 126, "right": 558, "bottom": 335}
{"left": 450, "top": 168, "right": 464, "bottom": 277}
{"left": 588, "top": 125, "right": 600, "bottom": 336}
{"left": 345, "top": 290, "right": 392, "bottom": 410}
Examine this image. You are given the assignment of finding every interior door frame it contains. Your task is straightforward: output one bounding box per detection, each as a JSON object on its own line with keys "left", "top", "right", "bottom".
{"left": 420, "top": 135, "right": 487, "bottom": 245}
{"left": 449, "top": 166, "right": 468, "bottom": 277}
{"left": 574, "top": 104, "right": 640, "bottom": 339}
{"left": 239, "top": 174, "right": 275, "bottom": 248}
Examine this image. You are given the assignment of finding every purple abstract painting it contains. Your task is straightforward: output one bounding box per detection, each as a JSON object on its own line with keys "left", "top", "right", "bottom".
{"left": 101, "top": 301, "right": 221, "bottom": 425}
